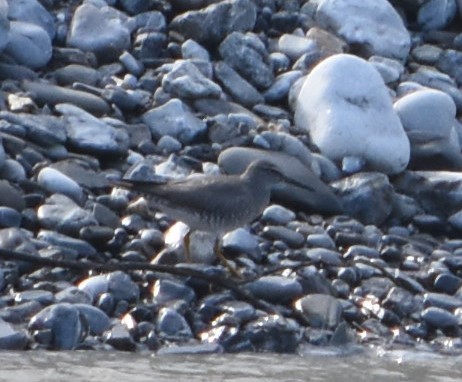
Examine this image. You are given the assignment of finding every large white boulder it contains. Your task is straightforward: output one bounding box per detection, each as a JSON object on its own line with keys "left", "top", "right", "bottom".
{"left": 294, "top": 54, "right": 410, "bottom": 175}
{"left": 313, "top": 0, "right": 411, "bottom": 61}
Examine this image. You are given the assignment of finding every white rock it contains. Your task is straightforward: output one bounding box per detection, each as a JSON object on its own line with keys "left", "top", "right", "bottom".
{"left": 314, "top": 0, "right": 411, "bottom": 60}
{"left": 278, "top": 34, "right": 317, "bottom": 60}
{"left": 369, "top": 56, "right": 404, "bottom": 84}
{"left": 294, "top": 54, "right": 410, "bottom": 175}
{"left": 37, "top": 167, "right": 83, "bottom": 203}
{"left": 394, "top": 88, "right": 462, "bottom": 169}
{"left": 394, "top": 89, "right": 456, "bottom": 140}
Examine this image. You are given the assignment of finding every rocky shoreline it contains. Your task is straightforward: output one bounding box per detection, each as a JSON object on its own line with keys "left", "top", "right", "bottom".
{"left": 0, "top": 0, "right": 462, "bottom": 354}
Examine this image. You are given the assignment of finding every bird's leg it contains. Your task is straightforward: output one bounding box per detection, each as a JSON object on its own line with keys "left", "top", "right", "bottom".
{"left": 214, "top": 238, "right": 242, "bottom": 279}
{"left": 183, "top": 230, "right": 191, "bottom": 262}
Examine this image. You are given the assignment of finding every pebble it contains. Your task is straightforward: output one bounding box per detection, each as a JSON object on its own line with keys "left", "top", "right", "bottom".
{"left": 157, "top": 307, "right": 193, "bottom": 339}
{"left": 152, "top": 278, "right": 196, "bottom": 305}
{"left": 104, "top": 323, "right": 136, "bottom": 351}
{"left": 162, "top": 60, "right": 222, "bottom": 99}
{"left": 214, "top": 61, "right": 264, "bottom": 107}
{"left": 261, "top": 204, "right": 296, "bottom": 225}
{"left": 37, "top": 194, "right": 97, "bottom": 236}
{"left": 37, "top": 167, "right": 84, "bottom": 204}
{"left": 304, "top": 248, "right": 342, "bottom": 266}
{"left": 421, "top": 307, "right": 459, "bottom": 334}
{"left": 142, "top": 98, "right": 207, "bottom": 144}
{"left": 295, "top": 294, "right": 343, "bottom": 329}
{"left": 262, "top": 226, "right": 305, "bottom": 248}
{"left": 219, "top": 32, "right": 274, "bottom": 90}
{"left": 0, "top": 318, "right": 28, "bottom": 350}
{"left": 222, "top": 228, "right": 259, "bottom": 256}
{"left": 246, "top": 276, "right": 303, "bottom": 304}
{"left": 28, "top": 303, "right": 83, "bottom": 350}
{"left": 170, "top": 0, "right": 256, "bottom": 47}
{"left": 67, "top": 3, "right": 132, "bottom": 62}
{"left": 394, "top": 88, "right": 462, "bottom": 169}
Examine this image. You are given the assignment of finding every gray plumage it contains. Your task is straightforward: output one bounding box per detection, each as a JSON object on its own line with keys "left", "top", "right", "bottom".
{"left": 117, "top": 160, "right": 297, "bottom": 234}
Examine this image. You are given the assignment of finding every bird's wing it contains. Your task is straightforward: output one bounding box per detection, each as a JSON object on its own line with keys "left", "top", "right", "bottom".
{"left": 117, "top": 175, "right": 250, "bottom": 213}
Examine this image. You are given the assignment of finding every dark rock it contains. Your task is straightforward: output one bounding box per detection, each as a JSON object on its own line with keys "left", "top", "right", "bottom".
{"left": 170, "top": 0, "right": 256, "bottom": 47}
{"left": 434, "top": 273, "right": 462, "bottom": 295}
{"left": 157, "top": 307, "right": 193, "bottom": 339}
{"left": 104, "top": 323, "right": 136, "bottom": 351}
{"left": 28, "top": 303, "right": 83, "bottom": 350}
{"left": 22, "top": 81, "right": 110, "bottom": 116}
{"left": 214, "top": 61, "right": 264, "bottom": 107}
{"left": 295, "top": 294, "right": 343, "bottom": 329}
{"left": 262, "top": 226, "right": 305, "bottom": 248}
{"left": 75, "top": 304, "right": 110, "bottom": 336}
{"left": 152, "top": 278, "right": 196, "bottom": 305}
{"left": 219, "top": 32, "right": 274, "bottom": 90}
{"left": 0, "top": 318, "right": 28, "bottom": 350}
{"left": 247, "top": 275, "right": 303, "bottom": 304}
{"left": 67, "top": 3, "right": 132, "bottom": 63}
{"left": 421, "top": 307, "right": 459, "bottom": 335}
{"left": 332, "top": 172, "right": 394, "bottom": 225}
{"left": 243, "top": 315, "right": 300, "bottom": 352}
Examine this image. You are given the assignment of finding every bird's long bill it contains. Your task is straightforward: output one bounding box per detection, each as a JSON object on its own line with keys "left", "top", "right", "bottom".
{"left": 279, "top": 173, "right": 315, "bottom": 192}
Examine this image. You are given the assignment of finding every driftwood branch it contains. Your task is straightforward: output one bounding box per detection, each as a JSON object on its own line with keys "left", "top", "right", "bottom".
{"left": 0, "top": 247, "right": 280, "bottom": 315}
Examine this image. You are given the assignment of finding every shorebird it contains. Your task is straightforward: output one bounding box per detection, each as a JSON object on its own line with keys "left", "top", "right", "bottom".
{"left": 116, "top": 160, "right": 310, "bottom": 276}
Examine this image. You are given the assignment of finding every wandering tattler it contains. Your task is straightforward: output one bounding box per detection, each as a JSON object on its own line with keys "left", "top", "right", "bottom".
{"left": 117, "top": 160, "right": 310, "bottom": 276}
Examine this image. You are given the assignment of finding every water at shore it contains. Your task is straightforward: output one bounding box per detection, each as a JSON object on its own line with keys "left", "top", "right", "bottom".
{"left": 1, "top": 349, "right": 461, "bottom": 382}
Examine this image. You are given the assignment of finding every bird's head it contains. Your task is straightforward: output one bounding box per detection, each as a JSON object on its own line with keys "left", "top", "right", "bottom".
{"left": 243, "top": 160, "right": 313, "bottom": 191}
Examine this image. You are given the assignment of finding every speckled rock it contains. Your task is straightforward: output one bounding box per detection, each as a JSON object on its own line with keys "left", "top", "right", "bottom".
{"left": 170, "top": 0, "right": 256, "bottom": 47}
{"left": 67, "top": 3, "right": 132, "bottom": 62}
{"left": 219, "top": 32, "right": 273, "bottom": 90}
{"left": 142, "top": 98, "right": 207, "bottom": 144}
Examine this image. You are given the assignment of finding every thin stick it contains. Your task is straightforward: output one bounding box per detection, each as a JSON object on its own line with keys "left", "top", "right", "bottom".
{"left": 0, "top": 247, "right": 280, "bottom": 315}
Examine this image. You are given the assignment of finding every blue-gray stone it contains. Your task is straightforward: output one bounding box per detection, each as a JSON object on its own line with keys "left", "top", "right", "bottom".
{"left": 38, "top": 230, "right": 97, "bottom": 258}
{"left": 74, "top": 304, "right": 110, "bottom": 335}
{"left": 295, "top": 294, "right": 343, "bottom": 329}
{"left": 37, "top": 195, "right": 98, "bottom": 237}
{"left": 424, "top": 292, "right": 462, "bottom": 310}
{"left": 142, "top": 98, "right": 206, "bottom": 144}
{"left": 0, "top": 318, "right": 28, "bottom": 350}
{"left": 247, "top": 275, "right": 303, "bottom": 304}
{"left": 304, "top": 248, "right": 342, "bottom": 266}
{"left": 107, "top": 271, "right": 140, "bottom": 303}
{"left": 157, "top": 307, "right": 193, "bottom": 339}
{"left": 219, "top": 32, "right": 273, "bottom": 90}
{"left": 28, "top": 303, "right": 83, "bottom": 350}
{"left": 421, "top": 307, "right": 458, "bottom": 331}
{"left": 261, "top": 204, "right": 296, "bottom": 225}
{"left": 418, "top": 0, "right": 457, "bottom": 31}
{"left": 67, "top": 3, "right": 132, "bottom": 62}
{"left": 153, "top": 278, "right": 196, "bottom": 305}
{"left": 434, "top": 273, "right": 462, "bottom": 295}
{"left": 0, "top": 207, "right": 21, "bottom": 228}
{"left": 55, "top": 286, "right": 92, "bottom": 305}
{"left": 15, "top": 290, "right": 54, "bottom": 305}
{"left": 7, "top": 0, "right": 56, "bottom": 39}
{"left": 5, "top": 21, "right": 52, "bottom": 69}
{"left": 222, "top": 228, "right": 259, "bottom": 255}
{"left": 170, "top": 0, "right": 256, "bottom": 47}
